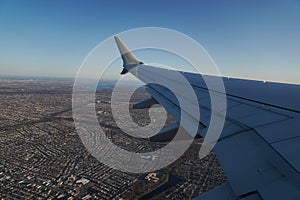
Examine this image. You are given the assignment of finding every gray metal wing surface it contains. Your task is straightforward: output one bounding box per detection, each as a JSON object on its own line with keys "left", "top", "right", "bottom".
{"left": 115, "top": 36, "right": 300, "bottom": 199}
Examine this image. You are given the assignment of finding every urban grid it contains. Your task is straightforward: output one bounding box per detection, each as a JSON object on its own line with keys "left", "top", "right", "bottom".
{"left": 0, "top": 78, "right": 226, "bottom": 199}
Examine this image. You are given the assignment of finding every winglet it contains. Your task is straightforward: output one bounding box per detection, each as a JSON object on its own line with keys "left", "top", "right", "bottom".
{"left": 114, "top": 36, "right": 142, "bottom": 74}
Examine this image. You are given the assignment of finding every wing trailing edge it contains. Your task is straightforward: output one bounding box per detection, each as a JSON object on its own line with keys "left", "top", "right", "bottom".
{"left": 132, "top": 97, "right": 158, "bottom": 109}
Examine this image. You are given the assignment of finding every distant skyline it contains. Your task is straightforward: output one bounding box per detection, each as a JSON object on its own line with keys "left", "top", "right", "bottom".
{"left": 0, "top": 0, "right": 300, "bottom": 84}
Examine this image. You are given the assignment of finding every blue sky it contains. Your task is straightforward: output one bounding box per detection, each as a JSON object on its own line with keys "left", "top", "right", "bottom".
{"left": 0, "top": 0, "right": 299, "bottom": 83}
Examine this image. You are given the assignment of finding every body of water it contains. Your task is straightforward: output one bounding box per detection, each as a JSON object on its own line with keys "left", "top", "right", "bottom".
{"left": 140, "top": 174, "right": 183, "bottom": 200}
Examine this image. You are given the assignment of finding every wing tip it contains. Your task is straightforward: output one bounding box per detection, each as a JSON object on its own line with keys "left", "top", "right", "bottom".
{"left": 114, "top": 35, "right": 140, "bottom": 67}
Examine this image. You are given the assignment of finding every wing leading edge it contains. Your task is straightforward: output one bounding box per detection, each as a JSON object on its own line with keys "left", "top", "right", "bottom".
{"left": 114, "top": 36, "right": 300, "bottom": 199}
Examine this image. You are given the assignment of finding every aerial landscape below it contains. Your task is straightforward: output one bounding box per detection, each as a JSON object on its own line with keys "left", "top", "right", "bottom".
{"left": 0, "top": 78, "right": 226, "bottom": 199}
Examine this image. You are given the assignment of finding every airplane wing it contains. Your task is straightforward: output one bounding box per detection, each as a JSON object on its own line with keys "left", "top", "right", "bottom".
{"left": 114, "top": 36, "right": 300, "bottom": 199}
